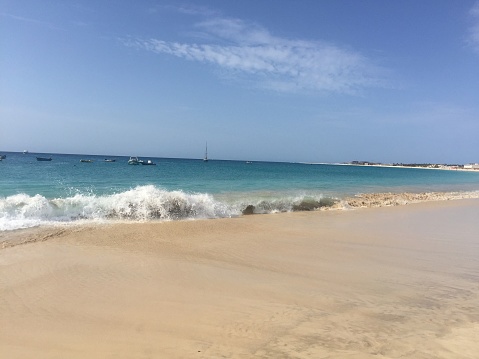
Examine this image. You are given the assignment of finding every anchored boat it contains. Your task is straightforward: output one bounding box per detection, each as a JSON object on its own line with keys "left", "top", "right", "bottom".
{"left": 141, "top": 160, "right": 156, "bottom": 166}
{"left": 36, "top": 157, "right": 52, "bottom": 161}
{"left": 203, "top": 142, "right": 208, "bottom": 162}
{"left": 128, "top": 156, "right": 142, "bottom": 165}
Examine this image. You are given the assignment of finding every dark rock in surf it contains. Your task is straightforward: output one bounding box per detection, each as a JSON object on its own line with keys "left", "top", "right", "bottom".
{"left": 319, "top": 197, "right": 338, "bottom": 208}
{"left": 292, "top": 197, "right": 339, "bottom": 211}
{"left": 242, "top": 205, "right": 255, "bottom": 215}
{"left": 292, "top": 200, "right": 321, "bottom": 211}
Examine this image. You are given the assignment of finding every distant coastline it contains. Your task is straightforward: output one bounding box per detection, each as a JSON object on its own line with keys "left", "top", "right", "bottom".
{"left": 298, "top": 161, "right": 479, "bottom": 172}
{"left": 341, "top": 161, "right": 479, "bottom": 172}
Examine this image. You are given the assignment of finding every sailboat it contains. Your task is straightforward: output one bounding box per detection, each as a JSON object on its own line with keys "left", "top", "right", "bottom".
{"left": 203, "top": 142, "right": 208, "bottom": 162}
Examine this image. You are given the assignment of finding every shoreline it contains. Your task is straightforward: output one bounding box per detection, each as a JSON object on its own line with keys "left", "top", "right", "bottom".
{"left": 1, "top": 189, "right": 479, "bottom": 235}
{"left": 1, "top": 199, "right": 479, "bottom": 358}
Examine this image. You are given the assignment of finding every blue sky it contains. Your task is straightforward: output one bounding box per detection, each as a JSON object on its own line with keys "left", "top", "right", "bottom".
{"left": 1, "top": 0, "right": 479, "bottom": 163}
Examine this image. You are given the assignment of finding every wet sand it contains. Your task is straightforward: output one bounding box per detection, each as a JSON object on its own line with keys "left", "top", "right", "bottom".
{"left": 1, "top": 199, "right": 479, "bottom": 358}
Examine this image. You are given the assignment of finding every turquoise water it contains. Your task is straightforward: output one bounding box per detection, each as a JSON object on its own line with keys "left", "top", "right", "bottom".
{"left": 1, "top": 151, "right": 479, "bottom": 230}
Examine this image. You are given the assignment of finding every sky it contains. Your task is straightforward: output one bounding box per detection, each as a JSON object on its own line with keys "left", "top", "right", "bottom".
{"left": 1, "top": 0, "right": 479, "bottom": 164}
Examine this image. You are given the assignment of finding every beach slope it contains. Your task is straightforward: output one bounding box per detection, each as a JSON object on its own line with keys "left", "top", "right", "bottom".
{"left": 1, "top": 200, "right": 479, "bottom": 358}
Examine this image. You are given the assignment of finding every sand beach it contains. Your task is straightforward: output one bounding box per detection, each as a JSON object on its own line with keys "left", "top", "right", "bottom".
{"left": 1, "top": 199, "right": 479, "bottom": 358}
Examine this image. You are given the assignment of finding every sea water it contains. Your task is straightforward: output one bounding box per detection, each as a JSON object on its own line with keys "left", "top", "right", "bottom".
{"left": 1, "top": 151, "right": 479, "bottom": 231}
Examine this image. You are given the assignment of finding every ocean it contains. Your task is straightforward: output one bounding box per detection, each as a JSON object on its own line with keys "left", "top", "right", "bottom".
{"left": 1, "top": 151, "right": 479, "bottom": 231}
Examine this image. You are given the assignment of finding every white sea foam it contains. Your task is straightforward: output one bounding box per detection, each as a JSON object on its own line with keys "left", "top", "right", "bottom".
{"left": 2, "top": 185, "right": 478, "bottom": 231}
{"left": 0, "top": 185, "right": 340, "bottom": 231}
{"left": 0, "top": 185, "right": 235, "bottom": 231}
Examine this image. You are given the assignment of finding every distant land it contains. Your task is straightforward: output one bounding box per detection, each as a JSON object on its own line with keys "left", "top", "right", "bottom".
{"left": 346, "top": 161, "right": 479, "bottom": 171}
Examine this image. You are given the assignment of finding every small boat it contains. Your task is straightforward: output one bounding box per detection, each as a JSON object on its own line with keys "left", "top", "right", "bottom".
{"left": 36, "top": 157, "right": 52, "bottom": 161}
{"left": 0, "top": 155, "right": 5, "bottom": 160}
{"left": 141, "top": 160, "right": 156, "bottom": 166}
{"left": 128, "top": 156, "right": 142, "bottom": 165}
{"left": 104, "top": 159, "right": 116, "bottom": 162}
{"left": 203, "top": 142, "right": 208, "bottom": 162}
{"left": 80, "top": 159, "right": 94, "bottom": 163}
{"left": 23, "top": 150, "right": 28, "bottom": 154}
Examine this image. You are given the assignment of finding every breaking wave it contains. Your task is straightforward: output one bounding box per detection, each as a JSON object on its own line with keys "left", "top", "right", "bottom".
{"left": 0, "top": 186, "right": 226, "bottom": 231}
{"left": 2, "top": 185, "right": 478, "bottom": 231}
{"left": 0, "top": 185, "right": 340, "bottom": 231}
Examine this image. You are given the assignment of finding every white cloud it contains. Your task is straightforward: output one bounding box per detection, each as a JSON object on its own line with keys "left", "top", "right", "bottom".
{"left": 125, "top": 17, "right": 387, "bottom": 94}
{"left": 469, "top": 2, "right": 479, "bottom": 53}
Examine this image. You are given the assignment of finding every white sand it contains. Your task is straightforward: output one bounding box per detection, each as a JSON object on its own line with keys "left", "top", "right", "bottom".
{"left": 1, "top": 199, "right": 479, "bottom": 358}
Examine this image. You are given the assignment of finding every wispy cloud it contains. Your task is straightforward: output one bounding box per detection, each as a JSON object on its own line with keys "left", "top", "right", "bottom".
{"left": 148, "top": 4, "right": 219, "bottom": 17}
{"left": 0, "top": 12, "right": 62, "bottom": 30}
{"left": 125, "top": 17, "right": 388, "bottom": 94}
{"left": 468, "top": 2, "right": 479, "bottom": 53}
{"left": 174, "top": 4, "right": 220, "bottom": 17}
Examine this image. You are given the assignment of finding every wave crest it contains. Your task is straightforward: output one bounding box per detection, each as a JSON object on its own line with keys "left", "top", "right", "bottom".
{"left": 3, "top": 186, "right": 477, "bottom": 231}
{"left": 0, "top": 186, "right": 233, "bottom": 231}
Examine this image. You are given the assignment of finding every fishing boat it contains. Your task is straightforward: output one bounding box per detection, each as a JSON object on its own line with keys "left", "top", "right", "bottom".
{"left": 141, "top": 160, "right": 156, "bottom": 166}
{"left": 36, "top": 157, "right": 52, "bottom": 161}
{"left": 203, "top": 142, "right": 208, "bottom": 162}
{"left": 80, "top": 159, "right": 94, "bottom": 163}
{"left": 104, "top": 159, "right": 116, "bottom": 162}
{"left": 128, "top": 156, "right": 142, "bottom": 165}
